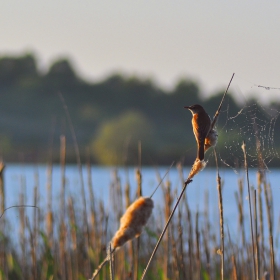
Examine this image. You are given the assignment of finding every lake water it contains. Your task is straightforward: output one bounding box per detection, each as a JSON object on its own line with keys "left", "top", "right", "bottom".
{"left": 1, "top": 163, "right": 280, "bottom": 246}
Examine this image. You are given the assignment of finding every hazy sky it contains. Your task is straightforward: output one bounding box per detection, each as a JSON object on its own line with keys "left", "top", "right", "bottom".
{"left": 1, "top": 1, "right": 280, "bottom": 102}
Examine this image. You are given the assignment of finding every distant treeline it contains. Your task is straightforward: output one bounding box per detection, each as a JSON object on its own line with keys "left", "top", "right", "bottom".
{"left": 0, "top": 53, "right": 279, "bottom": 166}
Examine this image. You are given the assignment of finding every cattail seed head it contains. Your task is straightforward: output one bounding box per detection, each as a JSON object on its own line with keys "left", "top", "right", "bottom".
{"left": 111, "top": 196, "right": 154, "bottom": 249}
{"left": 188, "top": 159, "right": 207, "bottom": 179}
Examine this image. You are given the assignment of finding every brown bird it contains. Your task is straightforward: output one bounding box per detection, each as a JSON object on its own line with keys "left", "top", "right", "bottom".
{"left": 184, "top": 104, "right": 211, "bottom": 161}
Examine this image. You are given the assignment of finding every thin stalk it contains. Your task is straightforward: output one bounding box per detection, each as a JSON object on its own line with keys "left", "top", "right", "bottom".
{"left": 163, "top": 179, "right": 172, "bottom": 279}
{"left": 186, "top": 203, "right": 193, "bottom": 280}
{"left": 90, "top": 248, "right": 116, "bottom": 280}
{"left": 68, "top": 197, "right": 78, "bottom": 279}
{"left": 214, "top": 149, "right": 224, "bottom": 280}
{"left": 32, "top": 176, "right": 38, "bottom": 280}
{"left": 263, "top": 179, "right": 275, "bottom": 280}
{"left": 140, "top": 178, "right": 193, "bottom": 280}
{"left": 195, "top": 210, "right": 201, "bottom": 280}
{"left": 59, "top": 134, "right": 66, "bottom": 280}
{"left": 19, "top": 175, "right": 26, "bottom": 278}
{"left": 0, "top": 162, "right": 5, "bottom": 216}
{"left": 254, "top": 190, "right": 260, "bottom": 280}
{"left": 0, "top": 162, "right": 6, "bottom": 277}
{"left": 109, "top": 244, "right": 115, "bottom": 280}
{"left": 86, "top": 152, "right": 97, "bottom": 249}
{"left": 241, "top": 141, "right": 256, "bottom": 280}
{"left": 46, "top": 160, "right": 53, "bottom": 247}
{"left": 210, "top": 73, "right": 235, "bottom": 130}
{"left": 134, "top": 167, "right": 142, "bottom": 280}
{"left": 257, "top": 172, "right": 265, "bottom": 271}
{"left": 227, "top": 226, "right": 238, "bottom": 280}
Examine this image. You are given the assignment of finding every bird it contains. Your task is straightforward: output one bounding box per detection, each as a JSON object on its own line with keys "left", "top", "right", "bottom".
{"left": 184, "top": 104, "right": 211, "bottom": 161}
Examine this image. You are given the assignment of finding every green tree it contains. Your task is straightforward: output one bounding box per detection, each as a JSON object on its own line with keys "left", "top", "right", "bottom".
{"left": 92, "top": 111, "right": 154, "bottom": 165}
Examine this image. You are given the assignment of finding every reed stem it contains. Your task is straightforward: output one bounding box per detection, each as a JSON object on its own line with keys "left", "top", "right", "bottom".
{"left": 214, "top": 149, "right": 224, "bottom": 280}
{"left": 241, "top": 141, "right": 256, "bottom": 280}
{"left": 140, "top": 178, "right": 193, "bottom": 280}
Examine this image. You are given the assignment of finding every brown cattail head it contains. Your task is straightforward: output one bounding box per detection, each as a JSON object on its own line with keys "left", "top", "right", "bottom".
{"left": 188, "top": 159, "right": 207, "bottom": 180}
{"left": 111, "top": 196, "right": 154, "bottom": 249}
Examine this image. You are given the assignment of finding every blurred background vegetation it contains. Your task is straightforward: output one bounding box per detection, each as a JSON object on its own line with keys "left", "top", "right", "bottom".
{"left": 0, "top": 53, "right": 279, "bottom": 165}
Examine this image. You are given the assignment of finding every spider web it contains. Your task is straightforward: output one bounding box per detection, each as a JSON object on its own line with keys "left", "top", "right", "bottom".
{"left": 212, "top": 79, "right": 280, "bottom": 172}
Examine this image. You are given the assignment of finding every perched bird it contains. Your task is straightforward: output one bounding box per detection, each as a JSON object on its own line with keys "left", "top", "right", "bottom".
{"left": 184, "top": 104, "right": 211, "bottom": 161}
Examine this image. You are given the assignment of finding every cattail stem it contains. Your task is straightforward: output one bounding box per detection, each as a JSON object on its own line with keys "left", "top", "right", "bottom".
{"left": 214, "top": 149, "right": 224, "bottom": 280}
{"left": 109, "top": 244, "right": 115, "bottom": 280}
{"left": 89, "top": 249, "right": 116, "bottom": 280}
{"left": 210, "top": 73, "right": 235, "bottom": 131}
{"left": 253, "top": 190, "right": 260, "bottom": 280}
{"left": 140, "top": 178, "right": 193, "bottom": 280}
{"left": 263, "top": 179, "right": 275, "bottom": 279}
{"left": 241, "top": 141, "right": 256, "bottom": 280}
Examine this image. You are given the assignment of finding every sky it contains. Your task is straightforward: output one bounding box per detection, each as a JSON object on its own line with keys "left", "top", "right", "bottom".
{"left": 1, "top": 1, "right": 280, "bottom": 103}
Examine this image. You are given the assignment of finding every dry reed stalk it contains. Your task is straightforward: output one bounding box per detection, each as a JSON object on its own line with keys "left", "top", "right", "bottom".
{"left": 136, "top": 168, "right": 142, "bottom": 198}
{"left": 186, "top": 204, "right": 194, "bottom": 280}
{"left": 0, "top": 162, "right": 6, "bottom": 278}
{"left": 59, "top": 134, "right": 67, "bottom": 280}
{"left": 66, "top": 249, "right": 73, "bottom": 280}
{"left": 237, "top": 179, "right": 244, "bottom": 245}
{"left": 59, "top": 222, "right": 67, "bottom": 280}
{"left": 0, "top": 162, "right": 5, "bottom": 217}
{"left": 263, "top": 179, "right": 275, "bottom": 280}
{"left": 241, "top": 141, "right": 257, "bottom": 280}
{"left": 26, "top": 217, "right": 35, "bottom": 280}
{"left": 227, "top": 226, "right": 238, "bottom": 280}
{"left": 203, "top": 191, "right": 211, "bottom": 278}
{"left": 231, "top": 255, "right": 238, "bottom": 280}
{"left": 110, "top": 170, "right": 125, "bottom": 278}
{"left": 209, "top": 72, "right": 235, "bottom": 131}
{"left": 124, "top": 170, "right": 134, "bottom": 269}
{"left": 32, "top": 180, "right": 38, "bottom": 280}
{"left": 170, "top": 224, "right": 180, "bottom": 279}
{"left": 254, "top": 190, "right": 260, "bottom": 280}
{"left": 214, "top": 149, "right": 224, "bottom": 280}
{"left": 68, "top": 197, "right": 78, "bottom": 280}
{"left": 269, "top": 236, "right": 275, "bottom": 280}
{"left": 46, "top": 161, "right": 54, "bottom": 247}
{"left": 134, "top": 167, "right": 142, "bottom": 280}
{"left": 109, "top": 243, "right": 115, "bottom": 280}
{"left": 195, "top": 210, "right": 201, "bottom": 280}
{"left": 60, "top": 135, "right": 66, "bottom": 224}
{"left": 235, "top": 178, "right": 247, "bottom": 277}
{"left": 257, "top": 171, "right": 265, "bottom": 272}
{"left": 201, "top": 229, "right": 210, "bottom": 279}
{"left": 177, "top": 202, "right": 187, "bottom": 280}
{"left": 19, "top": 175, "right": 27, "bottom": 278}
{"left": 125, "top": 173, "right": 131, "bottom": 209}
{"left": 86, "top": 152, "right": 97, "bottom": 251}
{"left": 163, "top": 179, "right": 172, "bottom": 279}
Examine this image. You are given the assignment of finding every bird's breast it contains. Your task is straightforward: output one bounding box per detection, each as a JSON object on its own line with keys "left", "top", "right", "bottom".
{"left": 192, "top": 113, "right": 211, "bottom": 137}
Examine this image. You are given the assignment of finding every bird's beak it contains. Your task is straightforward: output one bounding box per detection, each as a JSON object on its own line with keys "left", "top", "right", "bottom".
{"left": 184, "top": 106, "right": 190, "bottom": 109}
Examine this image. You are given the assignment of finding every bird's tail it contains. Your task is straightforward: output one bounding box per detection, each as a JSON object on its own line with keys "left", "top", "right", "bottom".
{"left": 197, "top": 139, "right": 205, "bottom": 161}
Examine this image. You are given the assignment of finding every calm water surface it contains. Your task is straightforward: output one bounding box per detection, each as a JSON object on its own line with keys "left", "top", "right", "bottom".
{"left": 2, "top": 164, "right": 280, "bottom": 243}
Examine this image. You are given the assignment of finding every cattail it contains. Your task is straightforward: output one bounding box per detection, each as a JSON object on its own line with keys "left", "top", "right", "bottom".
{"left": 188, "top": 159, "right": 207, "bottom": 180}
{"left": 111, "top": 196, "right": 154, "bottom": 249}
